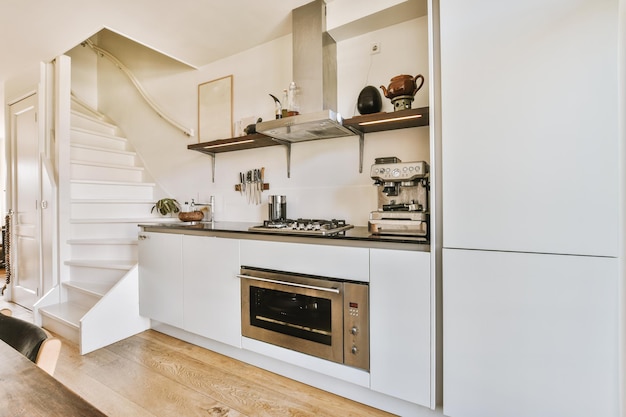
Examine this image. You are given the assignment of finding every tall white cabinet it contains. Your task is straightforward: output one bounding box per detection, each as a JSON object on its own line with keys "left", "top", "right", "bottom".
{"left": 439, "top": 0, "right": 620, "bottom": 416}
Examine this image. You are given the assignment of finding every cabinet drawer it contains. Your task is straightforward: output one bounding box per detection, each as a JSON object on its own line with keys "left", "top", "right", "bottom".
{"left": 240, "top": 240, "right": 369, "bottom": 282}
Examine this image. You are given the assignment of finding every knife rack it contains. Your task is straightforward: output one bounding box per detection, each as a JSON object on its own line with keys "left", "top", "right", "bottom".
{"left": 234, "top": 183, "right": 270, "bottom": 192}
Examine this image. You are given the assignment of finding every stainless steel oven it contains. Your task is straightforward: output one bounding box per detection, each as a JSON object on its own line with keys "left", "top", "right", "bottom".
{"left": 238, "top": 267, "right": 369, "bottom": 371}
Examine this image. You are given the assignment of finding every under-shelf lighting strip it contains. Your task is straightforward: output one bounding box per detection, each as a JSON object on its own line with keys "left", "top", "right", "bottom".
{"left": 358, "top": 114, "right": 423, "bottom": 126}
{"left": 202, "top": 139, "right": 255, "bottom": 149}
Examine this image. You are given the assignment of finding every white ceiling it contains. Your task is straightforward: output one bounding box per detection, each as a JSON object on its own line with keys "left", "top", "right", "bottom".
{"left": 0, "top": 0, "right": 313, "bottom": 82}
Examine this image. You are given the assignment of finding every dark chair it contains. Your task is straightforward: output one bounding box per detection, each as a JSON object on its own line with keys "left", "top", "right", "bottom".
{"left": 0, "top": 309, "right": 61, "bottom": 375}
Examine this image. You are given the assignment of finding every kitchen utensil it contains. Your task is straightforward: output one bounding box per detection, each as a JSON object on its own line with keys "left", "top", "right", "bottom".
{"left": 178, "top": 211, "right": 204, "bottom": 222}
{"left": 380, "top": 74, "right": 425, "bottom": 99}
{"left": 268, "top": 195, "right": 287, "bottom": 221}
{"left": 357, "top": 86, "right": 383, "bottom": 115}
{"left": 244, "top": 117, "right": 262, "bottom": 135}
{"left": 269, "top": 94, "right": 282, "bottom": 119}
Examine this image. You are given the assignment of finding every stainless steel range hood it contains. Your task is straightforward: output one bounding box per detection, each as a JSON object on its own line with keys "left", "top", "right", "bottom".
{"left": 257, "top": 110, "right": 353, "bottom": 142}
{"left": 256, "top": 0, "right": 355, "bottom": 142}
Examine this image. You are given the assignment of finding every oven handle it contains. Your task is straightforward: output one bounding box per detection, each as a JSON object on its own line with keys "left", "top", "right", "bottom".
{"left": 236, "top": 274, "right": 341, "bottom": 294}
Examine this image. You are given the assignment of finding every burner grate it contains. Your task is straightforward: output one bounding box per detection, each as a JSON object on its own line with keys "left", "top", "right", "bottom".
{"left": 250, "top": 218, "right": 353, "bottom": 236}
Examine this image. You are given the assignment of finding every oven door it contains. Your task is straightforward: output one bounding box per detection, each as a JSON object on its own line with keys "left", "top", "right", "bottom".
{"left": 239, "top": 267, "right": 344, "bottom": 364}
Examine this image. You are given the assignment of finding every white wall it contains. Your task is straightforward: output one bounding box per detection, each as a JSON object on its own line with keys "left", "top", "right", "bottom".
{"left": 85, "top": 16, "right": 429, "bottom": 226}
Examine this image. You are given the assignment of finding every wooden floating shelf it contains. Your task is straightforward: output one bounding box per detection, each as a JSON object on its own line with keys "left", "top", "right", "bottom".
{"left": 343, "top": 107, "right": 429, "bottom": 134}
{"left": 235, "top": 183, "right": 270, "bottom": 192}
{"left": 187, "top": 133, "right": 280, "bottom": 154}
{"left": 188, "top": 107, "right": 430, "bottom": 179}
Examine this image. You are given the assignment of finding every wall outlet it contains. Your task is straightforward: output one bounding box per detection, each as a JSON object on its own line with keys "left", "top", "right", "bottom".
{"left": 370, "top": 42, "right": 381, "bottom": 55}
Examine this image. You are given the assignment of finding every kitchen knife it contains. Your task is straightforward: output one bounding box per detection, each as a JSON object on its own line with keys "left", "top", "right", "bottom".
{"left": 260, "top": 167, "right": 265, "bottom": 201}
{"left": 255, "top": 169, "right": 260, "bottom": 204}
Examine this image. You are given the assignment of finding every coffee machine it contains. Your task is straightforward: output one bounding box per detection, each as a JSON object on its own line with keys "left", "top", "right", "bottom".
{"left": 369, "top": 157, "right": 429, "bottom": 239}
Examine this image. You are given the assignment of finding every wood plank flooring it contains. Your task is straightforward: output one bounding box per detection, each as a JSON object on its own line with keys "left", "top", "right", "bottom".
{"left": 0, "top": 298, "right": 396, "bottom": 417}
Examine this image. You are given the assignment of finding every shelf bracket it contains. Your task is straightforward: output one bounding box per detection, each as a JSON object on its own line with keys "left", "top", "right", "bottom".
{"left": 192, "top": 149, "right": 216, "bottom": 182}
{"left": 272, "top": 138, "right": 292, "bottom": 178}
{"left": 358, "top": 131, "right": 365, "bottom": 174}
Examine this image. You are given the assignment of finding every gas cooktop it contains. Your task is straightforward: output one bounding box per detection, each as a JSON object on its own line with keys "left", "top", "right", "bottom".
{"left": 248, "top": 218, "right": 354, "bottom": 236}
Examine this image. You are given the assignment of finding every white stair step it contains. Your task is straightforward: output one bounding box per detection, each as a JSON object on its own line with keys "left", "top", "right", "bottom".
{"left": 68, "top": 238, "right": 138, "bottom": 245}
{"left": 40, "top": 302, "right": 88, "bottom": 328}
{"left": 71, "top": 160, "right": 144, "bottom": 182}
{"left": 64, "top": 259, "right": 136, "bottom": 270}
{"left": 71, "top": 127, "right": 128, "bottom": 151}
{"left": 71, "top": 110, "right": 118, "bottom": 135}
{"left": 69, "top": 222, "right": 145, "bottom": 240}
{"left": 71, "top": 159, "right": 143, "bottom": 171}
{"left": 70, "top": 244, "right": 137, "bottom": 261}
{"left": 71, "top": 143, "right": 137, "bottom": 166}
{"left": 64, "top": 263, "right": 128, "bottom": 284}
{"left": 71, "top": 200, "right": 155, "bottom": 219}
{"left": 71, "top": 180, "right": 155, "bottom": 200}
{"left": 70, "top": 217, "right": 161, "bottom": 224}
{"left": 64, "top": 280, "right": 114, "bottom": 298}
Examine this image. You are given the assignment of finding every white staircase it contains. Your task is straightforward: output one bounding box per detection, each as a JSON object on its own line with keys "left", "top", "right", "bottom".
{"left": 37, "top": 98, "right": 162, "bottom": 354}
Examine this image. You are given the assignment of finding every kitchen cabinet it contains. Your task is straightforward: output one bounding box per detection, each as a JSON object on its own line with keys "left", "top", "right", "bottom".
{"left": 440, "top": 0, "right": 618, "bottom": 257}
{"left": 240, "top": 239, "right": 369, "bottom": 282}
{"left": 182, "top": 235, "right": 241, "bottom": 348}
{"left": 138, "top": 232, "right": 184, "bottom": 328}
{"left": 443, "top": 248, "right": 618, "bottom": 417}
{"left": 369, "top": 248, "right": 432, "bottom": 408}
{"left": 440, "top": 1, "right": 620, "bottom": 415}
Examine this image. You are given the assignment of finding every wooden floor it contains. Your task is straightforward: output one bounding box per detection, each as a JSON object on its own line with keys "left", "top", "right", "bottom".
{"left": 0, "top": 297, "right": 396, "bottom": 417}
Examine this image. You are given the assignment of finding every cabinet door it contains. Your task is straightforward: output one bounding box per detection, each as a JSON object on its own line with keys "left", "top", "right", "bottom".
{"left": 370, "top": 249, "right": 432, "bottom": 407}
{"left": 138, "top": 232, "right": 184, "bottom": 328}
{"left": 183, "top": 235, "right": 241, "bottom": 347}
{"left": 443, "top": 248, "right": 618, "bottom": 417}
{"left": 440, "top": 0, "right": 618, "bottom": 256}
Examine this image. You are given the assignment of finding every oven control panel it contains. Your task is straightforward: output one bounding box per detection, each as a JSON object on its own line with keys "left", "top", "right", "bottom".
{"left": 343, "top": 283, "right": 369, "bottom": 371}
{"left": 370, "top": 161, "right": 429, "bottom": 182}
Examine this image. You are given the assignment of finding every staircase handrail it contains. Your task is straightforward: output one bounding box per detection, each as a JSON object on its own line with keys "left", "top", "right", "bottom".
{"left": 83, "top": 39, "right": 194, "bottom": 137}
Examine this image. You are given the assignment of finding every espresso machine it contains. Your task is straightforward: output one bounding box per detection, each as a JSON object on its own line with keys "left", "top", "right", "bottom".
{"left": 369, "top": 157, "right": 429, "bottom": 239}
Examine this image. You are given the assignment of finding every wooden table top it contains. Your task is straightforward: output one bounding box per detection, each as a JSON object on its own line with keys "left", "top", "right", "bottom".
{"left": 0, "top": 338, "right": 106, "bottom": 417}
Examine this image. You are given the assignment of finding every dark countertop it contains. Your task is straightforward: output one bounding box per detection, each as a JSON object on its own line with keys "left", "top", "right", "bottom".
{"left": 139, "top": 221, "right": 430, "bottom": 252}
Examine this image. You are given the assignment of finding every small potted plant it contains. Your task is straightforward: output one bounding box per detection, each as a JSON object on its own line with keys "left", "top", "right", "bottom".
{"left": 151, "top": 198, "right": 181, "bottom": 216}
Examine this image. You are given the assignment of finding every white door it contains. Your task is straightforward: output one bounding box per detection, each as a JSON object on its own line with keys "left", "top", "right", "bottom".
{"left": 9, "top": 94, "right": 40, "bottom": 309}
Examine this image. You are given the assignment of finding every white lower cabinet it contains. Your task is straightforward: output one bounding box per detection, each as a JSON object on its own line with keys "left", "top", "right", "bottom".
{"left": 138, "top": 232, "right": 184, "bottom": 328}
{"left": 443, "top": 248, "right": 619, "bottom": 417}
{"left": 182, "top": 235, "right": 241, "bottom": 347}
{"left": 138, "top": 232, "right": 241, "bottom": 347}
{"left": 370, "top": 248, "right": 432, "bottom": 407}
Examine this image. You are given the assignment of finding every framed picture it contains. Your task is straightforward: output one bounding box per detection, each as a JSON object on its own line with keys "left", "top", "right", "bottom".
{"left": 198, "top": 75, "right": 233, "bottom": 142}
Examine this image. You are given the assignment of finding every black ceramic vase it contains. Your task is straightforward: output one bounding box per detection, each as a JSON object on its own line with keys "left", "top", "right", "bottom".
{"left": 357, "top": 85, "right": 383, "bottom": 115}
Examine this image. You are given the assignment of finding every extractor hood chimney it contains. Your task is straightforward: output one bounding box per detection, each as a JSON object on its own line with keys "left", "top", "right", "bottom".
{"left": 256, "top": 0, "right": 355, "bottom": 142}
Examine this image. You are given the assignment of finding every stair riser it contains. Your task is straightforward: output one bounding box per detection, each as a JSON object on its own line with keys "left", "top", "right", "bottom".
{"left": 67, "top": 264, "right": 129, "bottom": 280}
{"left": 41, "top": 315, "right": 79, "bottom": 344}
{"left": 71, "top": 182, "right": 154, "bottom": 200}
{"left": 65, "top": 288, "right": 101, "bottom": 310}
{"left": 70, "top": 114, "right": 118, "bottom": 136}
{"left": 71, "top": 164, "right": 144, "bottom": 183}
{"left": 71, "top": 244, "right": 137, "bottom": 261}
{"left": 70, "top": 223, "right": 147, "bottom": 239}
{"left": 71, "top": 146, "right": 136, "bottom": 166}
{"left": 71, "top": 129, "right": 127, "bottom": 151}
{"left": 71, "top": 202, "right": 154, "bottom": 219}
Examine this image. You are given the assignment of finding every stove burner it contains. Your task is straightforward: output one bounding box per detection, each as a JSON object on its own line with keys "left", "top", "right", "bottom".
{"left": 250, "top": 218, "right": 353, "bottom": 236}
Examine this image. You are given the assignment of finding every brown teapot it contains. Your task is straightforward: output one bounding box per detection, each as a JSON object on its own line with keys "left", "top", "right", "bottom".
{"left": 380, "top": 74, "right": 425, "bottom": 99}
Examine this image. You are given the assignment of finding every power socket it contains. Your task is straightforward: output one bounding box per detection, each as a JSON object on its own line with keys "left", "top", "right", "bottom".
{"left": 370, "top": 42, "right": 381, "bottom": 55}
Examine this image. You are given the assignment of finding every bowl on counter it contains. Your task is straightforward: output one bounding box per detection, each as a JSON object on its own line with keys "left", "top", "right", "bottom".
{"left": 178, "top": 211, "right": 204, "bottom": 222}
